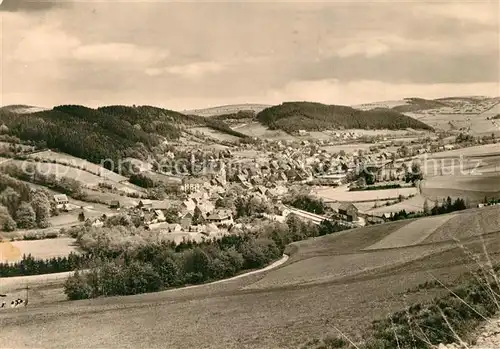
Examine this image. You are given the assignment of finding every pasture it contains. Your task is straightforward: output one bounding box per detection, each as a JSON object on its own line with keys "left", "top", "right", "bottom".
{"left": 312, "top": 185, "right": 418, "bottom": 202}
{"left": 0, "top": 238, "right": 78, "bottom": 263}
{"left": 232, "top": 122, "right": 297, "bottom": 141}
{"left": 29, "top": 151, "right": 127, "bottom": 183}
{"left": 365, "top": 194, "right": 427, "bottom": 215}
{"left": 423, "top": 205, "right": 500, "bottom": 243}
{"left": 412, "top": 112, "right": 499, "bottom": 136}
{"left": 421, "top": 173, "right": 500, "bottom": 202}
{"left": 188, "top": 127, "right": 241, "bottom": 142}
{"left": 183, "top": 104, "right": 271, "bottom": 117}
{"left": 4, "top": 158, "right": 143, "bottom": 194}
{"left": 364, "top": 214, "right": 457, "bottom": 250}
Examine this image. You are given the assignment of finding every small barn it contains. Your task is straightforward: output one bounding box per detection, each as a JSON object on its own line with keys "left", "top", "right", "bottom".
{"left": 338, "top": 203, "right": 358, "bottom": 222}
{"left": 109, "top": 200, "right": 121, "bottom": 209}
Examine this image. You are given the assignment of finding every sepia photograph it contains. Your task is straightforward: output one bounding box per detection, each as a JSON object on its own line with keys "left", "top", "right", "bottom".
{"left": 0, "top": 0, "right": 499, "bottom": 348}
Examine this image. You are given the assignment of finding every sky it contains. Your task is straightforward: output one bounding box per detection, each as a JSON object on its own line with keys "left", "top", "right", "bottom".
{"left": 0, "top": 0, "right": 499, "bottom": 110}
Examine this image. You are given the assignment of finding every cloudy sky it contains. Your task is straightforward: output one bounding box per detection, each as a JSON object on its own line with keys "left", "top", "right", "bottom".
{"left": 0, "top": 0, "right": 498, "bottom": 110}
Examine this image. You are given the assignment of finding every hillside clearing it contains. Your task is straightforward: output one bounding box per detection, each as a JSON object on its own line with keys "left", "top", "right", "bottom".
{"left": 232, "top": 122, "right": 297, "bottom": 140}
{"left": 0, "top": 238, "right": 78, "bottom": 263}
{"left": 2, "top": 158, "right": 143, "bottom": 194}
{"left": 245, "top": 243, "right": 454, "bottom": 290}
{"left": 421, "top": 174, "right": 500, "bottom": 202}
{"left": 29, "top": 151, "right": 127, "bottom": 183}
{"left": 188, "top": 127, "right": 241, "bottom": 142}
{"left": 364, "top": 214, "right": 456, "bottom": 250}
{"left": 312, "top": 185, "right": 418, "bottom": 202}
{"left": 365, "top": 194, "right": 427, "bottom": 215}
{"left": 423, "top": 205, "right": 500, "bottom": 243}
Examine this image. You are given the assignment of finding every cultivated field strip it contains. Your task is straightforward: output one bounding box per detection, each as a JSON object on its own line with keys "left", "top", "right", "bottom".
{"left": 364, "top": 214, "right": 456, "bottom": 250}
{"left": 0, "top": 238, "right": 78, "bottom": 263}
{"left": 313, "top": 186, "right": 418, "bottom": 202}
{"left": 28, "top": 151, "right": 128, "bottom": 183}
{"left": 423, "top": 205, "right": 500, "bottom": 243}
{"left": 244, "top": 243, "right": 454, "bottom": 290}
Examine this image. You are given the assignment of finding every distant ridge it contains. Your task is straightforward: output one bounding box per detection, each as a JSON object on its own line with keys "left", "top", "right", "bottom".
{"left": 1, "top": 105, "right": 48, "bottom": 114}
{"left": 183, "top": 103, "right": 271, "bottom": 117}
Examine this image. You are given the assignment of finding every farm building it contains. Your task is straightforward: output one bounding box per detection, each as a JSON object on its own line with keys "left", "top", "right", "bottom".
{"left": 338, "top": 203, "right": 359, "bottom": 222}
{"left": 109, "top": 200, "right": 121, "bottom": 209}
{"left": 53, "top": 194, "right": 69, "bottom": 209}
{"left": 206, "top": 209, "right": 233, "bottom": 226}
{"left": 138, "top": 200, "right": 153, "bottom": 210}
{"left": 154, "top": 209, "right": 166, "bottom": 222}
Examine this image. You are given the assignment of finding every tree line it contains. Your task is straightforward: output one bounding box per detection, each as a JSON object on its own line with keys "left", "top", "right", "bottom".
{"left": 0, "top": 253, "right": 90, "bottom": 277}
{"left": 388, "top": 196, "right": 467, "bottom": 221}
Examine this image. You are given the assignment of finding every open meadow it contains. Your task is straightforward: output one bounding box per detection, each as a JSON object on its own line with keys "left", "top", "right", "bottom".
{"left": 188, "top": 127, "right": 241, "bottom": 142}
{"left": 29, "top": 151, "right": 128, "bottom": 183}
{"left": 1, "top": 205, "right": 500, "bottom": 348}
{"left": 312, "top": 184, "right": 418, "bottom": 203}
{"left": 0, "top": 237, "right": 78, "bottom": 263}
{"left": 232, "top": 122, "right": 298, "bottom": 141}
{"left": 2, "top": 157, "right": 144, "bottom": 194}
{"left": 421, "top": 174, "right": 500, "bottom": 203}
{"left": 365, "top": 194, "right": 427, "bottom": 215}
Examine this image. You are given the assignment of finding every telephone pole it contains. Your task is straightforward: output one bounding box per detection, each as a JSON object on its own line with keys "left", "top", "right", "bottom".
{"left": 25, "top": 284, "right": 29, "bottom": 306}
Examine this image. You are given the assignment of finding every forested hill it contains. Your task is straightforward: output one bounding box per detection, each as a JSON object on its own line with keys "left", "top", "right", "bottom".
{"left": 0, "top": 104, "right": 247, "bottom": 167}
{"left": 257, "top": 102, "right": 434, "bottom": 133}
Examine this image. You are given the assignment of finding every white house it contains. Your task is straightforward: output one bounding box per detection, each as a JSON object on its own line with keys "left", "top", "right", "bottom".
{"left": 181, "top": 177, "right": 205, "bottom": 193}
{"left": 53, "top": 194, "right": 69, "bottom": 209}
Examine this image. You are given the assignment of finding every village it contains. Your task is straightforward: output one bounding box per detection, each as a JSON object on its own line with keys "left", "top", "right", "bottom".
{"left": 35, "top": 126, "right": 495, "bottom": 248}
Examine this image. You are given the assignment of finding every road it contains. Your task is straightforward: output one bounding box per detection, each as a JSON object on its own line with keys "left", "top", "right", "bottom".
{"left": 0, "top": 254, "right": 290, "bottom": 301}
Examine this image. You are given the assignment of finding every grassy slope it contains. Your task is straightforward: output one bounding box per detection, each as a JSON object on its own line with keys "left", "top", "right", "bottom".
{"left": 257, "top": 101, "right": 434, "bottom": 133}
{"left": 392, "top": 97, "right": 451, "bottom": 113}
{"left": 1, "top": 213, "right": 500, "bottom": 348}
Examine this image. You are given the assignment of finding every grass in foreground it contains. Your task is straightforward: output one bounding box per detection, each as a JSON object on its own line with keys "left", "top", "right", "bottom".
{"left": 302, "top": 240, "right": 500, "bottom": 349}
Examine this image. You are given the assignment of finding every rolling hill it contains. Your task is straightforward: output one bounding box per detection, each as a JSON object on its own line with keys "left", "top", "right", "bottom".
{"left": 183, "top": 104, "right": 271, "bottom": 117}
{"left": 256, "top": 101, "right": 434, "bottom": 133}
{"left": 0, "top": 105, "right": 248, "bottom": 167}
{"left": 355, "top": 96, "right": 500, "bottom": 116}
{"left": 0, "top": 105, "right": 48, "bottom": 114}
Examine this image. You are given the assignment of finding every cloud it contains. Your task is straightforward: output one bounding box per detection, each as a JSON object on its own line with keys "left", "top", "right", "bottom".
{"left": 73, "top": 43, "right": 169, "bottom": 65}
{"left": 146, "top": 61, "right": 227, "bottom": 78}
{"left": 417, "top": 2, "right": 499, "bottom": 26}
{"left": 268, "top": 79, "right": 500, "bottom": 106}
{"left": 0, "top": 0, "right": 66, "bottom": 12}
{"left": 336, "top": 40, "right": 389, "bottom": 58}
{"left": 9, "top": 22, "right": 80, "bottom": 62}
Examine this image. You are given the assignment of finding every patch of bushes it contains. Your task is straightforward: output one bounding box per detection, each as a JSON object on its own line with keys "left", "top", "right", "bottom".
{"left": 349, "top": 184, "right": 402, "bottom": 192}
{"left": 305, "top": 266, "right": 500, "bottom": 349}
{"left": 21, "top": 231, "right": 59, "bottom": 240}
{"left": 285, "top": 194, "right": 327, "bottom": 214}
